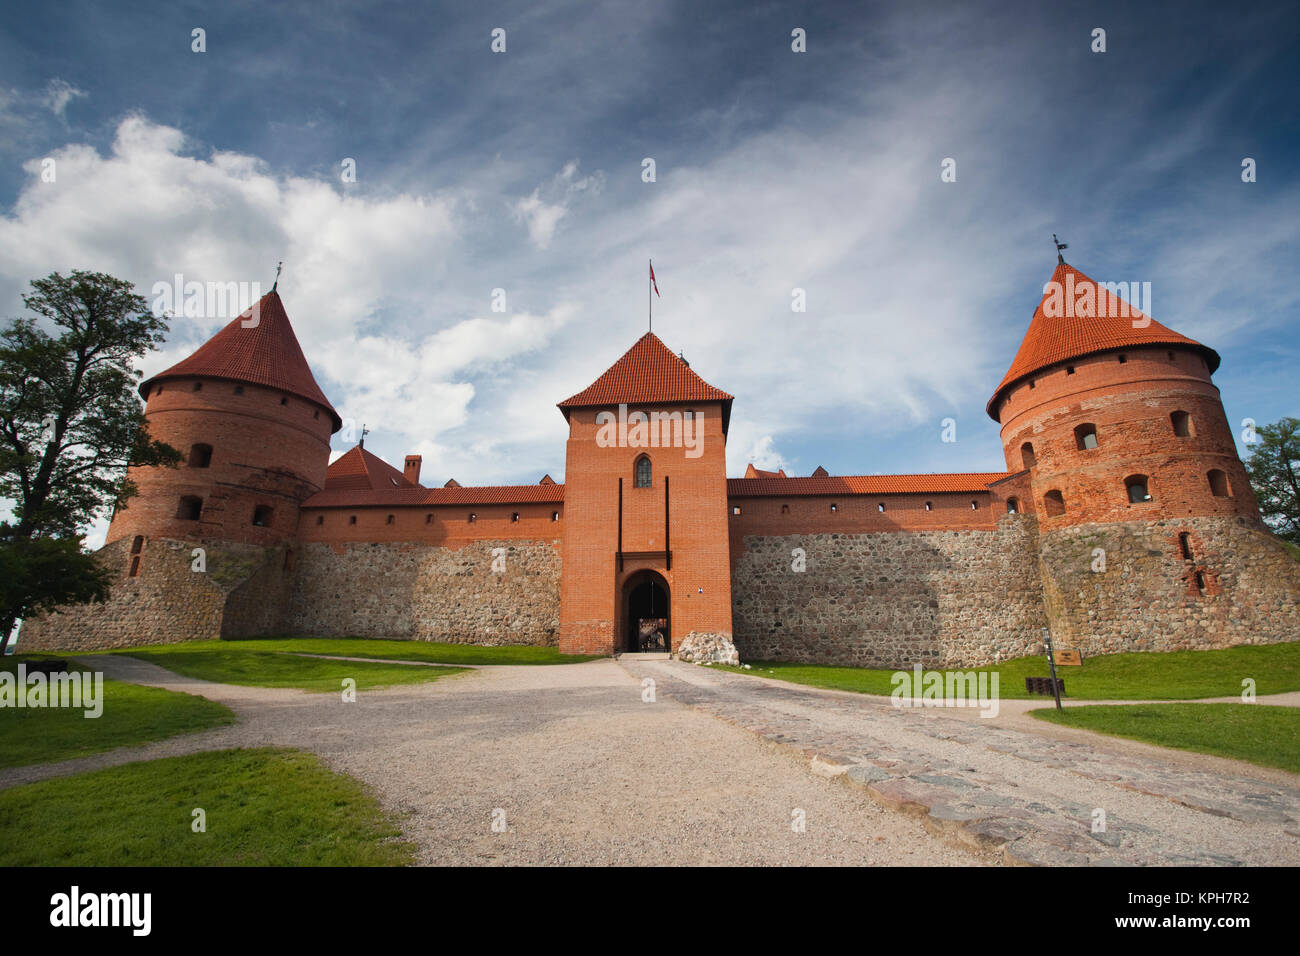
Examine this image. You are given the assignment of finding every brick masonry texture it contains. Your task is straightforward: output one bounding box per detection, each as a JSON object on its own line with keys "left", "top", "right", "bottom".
{"left": 730, "top": 516, "right": 1048, "bottom": 668}
{"left": 20, "top": 275, "right": 1300, "bottom": 664}
{"left": 287, "top": 539, "right": 561, "bottom": 645}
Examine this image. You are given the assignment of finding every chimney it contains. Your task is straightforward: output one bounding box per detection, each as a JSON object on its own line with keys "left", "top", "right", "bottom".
{"left": 403, "top": 455, "right": 422, "bottom": 486}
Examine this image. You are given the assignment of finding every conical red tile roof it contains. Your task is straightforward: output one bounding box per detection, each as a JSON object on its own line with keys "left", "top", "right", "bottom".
{"left": 986, "top": 262, "right": 1219, "bottom": 420}
{"left": 558, "top": 332, "right": 733, "bottom": 430}
{"left": 141, "top": 291, "right": 342, "bottom": 430}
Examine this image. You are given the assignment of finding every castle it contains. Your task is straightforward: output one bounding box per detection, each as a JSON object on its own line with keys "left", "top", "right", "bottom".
{"left": 20, "top": 257, "right": 1300, "bottom": 664}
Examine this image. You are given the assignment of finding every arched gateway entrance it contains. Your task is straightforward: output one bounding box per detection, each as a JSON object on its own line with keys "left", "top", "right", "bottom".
{"left": 622, "top": 570, "right": 670, "bottom": 653}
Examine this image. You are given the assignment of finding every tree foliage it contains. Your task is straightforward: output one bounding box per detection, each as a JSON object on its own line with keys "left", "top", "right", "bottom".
{"left": 1244, "top": 416, "right": 1300, "bottom": 544}
{"left": 0, "top": 270, "right": 181, "bottom": 648}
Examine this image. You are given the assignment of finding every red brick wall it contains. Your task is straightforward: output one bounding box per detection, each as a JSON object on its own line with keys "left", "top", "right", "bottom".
{"left": 298, "top": 502, "right": 563, "bottom": 548}
{"left": 558, "top": 403, "right": 733, "bottom": 655}
{"left": 108, "top": 377, "right": 334, "bottom": 548}
{"left": 995, "top": 346, "right": 1260, "bottom": 529}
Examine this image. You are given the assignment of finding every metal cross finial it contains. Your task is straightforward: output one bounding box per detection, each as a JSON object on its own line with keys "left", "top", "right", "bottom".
{"left": 1052, "top": 234, "right": 1068, "bottom": 264}
{"left": 271, "top": 261, "right": 283, "bottom": 292}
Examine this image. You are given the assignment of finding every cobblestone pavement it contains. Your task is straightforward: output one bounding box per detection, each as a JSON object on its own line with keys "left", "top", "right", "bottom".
{"left": 618, "top": 659, "right": 1300, "bottom": 866}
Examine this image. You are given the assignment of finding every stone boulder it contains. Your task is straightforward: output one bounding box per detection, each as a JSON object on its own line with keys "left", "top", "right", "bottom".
{"left": 676, "top": 631, "right": 740, "bottom": 665}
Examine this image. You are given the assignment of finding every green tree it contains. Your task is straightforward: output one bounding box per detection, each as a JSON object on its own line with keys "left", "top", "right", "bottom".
{"left": 1244, "top": 416, "right": 1300, "bottom": 545}
{"left": 0, "top": 270, "right": 182, "bottom": 651}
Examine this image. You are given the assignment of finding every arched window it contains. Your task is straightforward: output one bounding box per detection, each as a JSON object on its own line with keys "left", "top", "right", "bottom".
{"left": 1171, "top": 411, "right": 1193, "bottom": 437}
{"left": 252, "top": 505, "right": 274, "bottom": 527}
{"left": 177, "top": 496, "right": 203, "bottom": 521}
{"left": 877, "top": 502, "right": 886, "bottom": 513}
{"left": 1006, "top": 497, "right": 1019, "bottom": 514}
{"left": 551, "top": 511, "right": 560, "bottom": 522}
{"left": 317, "top": 515, "right": 325, "bottom": 526}
{"left": 386, "top": 514, "right": 395, "bottom": 525}
{"left": 130, "top": 535, "right": 144, "bottom": 554}
{"left": 1074, "top": 424, "right": 1098, "bottom": 450}
{"left": 780, "top": 504, "right": 789, "bottom": 514}
{"left": 1208, "top": 469, "right": 1231, "bottom": 497}
{"left": 1021, "top": 442, "right": 1036, "bottom": 469}
{"left": 925, "top": 501, "right": 933, "bottom": 511}
{"left": 511, "top": 512, "right": 520, "bottom": 522}
{"left": 188, "top": 443, "right": 213, "bottom": 468}
{"left": 970, "top": 500, "right": 978, "bottom": 510}
{"left": 468, "top": 513, "right": 476, "bottom": 523}
{"left": 1043, "top": 490, "right": 1065, "bottom": 516}
{"left": 634, "top": 455, "right": 652, "bottom": 488}
{"left": 1125, "top": 475, "right": 1151, "bottom": 503}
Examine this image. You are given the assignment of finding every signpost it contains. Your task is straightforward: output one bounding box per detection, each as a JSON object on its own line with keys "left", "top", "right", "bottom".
{"left": 1042, "top": 627, "right": 1063, "bottom": 711}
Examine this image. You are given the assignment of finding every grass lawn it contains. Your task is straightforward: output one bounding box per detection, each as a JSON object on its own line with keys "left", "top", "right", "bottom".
{"left": 115, "top": 646, "right": 470, "bottom": 692}
{"left": 1031, "top": 703, "right": 1300, "bottom": 773}
{"left": 712, "top": 640, "right": 1300, "bottom": 700}
{"left": 0, "top": 747, "right": 415, "bottom": 865}
{"left": 79, "top": 636, "right": 601, "bottom": 667}
{"left": 223, "top": 636, "right": 604, "bottom": 665}
{"left": 0, "top": 658, "right": 235, "bottom": 770}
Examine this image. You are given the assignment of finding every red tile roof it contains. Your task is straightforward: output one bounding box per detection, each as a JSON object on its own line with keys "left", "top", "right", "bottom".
{"left": 744, "top": 464, "right": 787, "bottom": 479}
{"left": 324, "top": 445, "right": 415, "bottom": 493}
{"left": 986, "top": 262, "right": 1219, "bottom": 420}
{"left": 141, "top": 291, "right": 342, "bottom": 430}
{"left": 728, "top": 472, "right": 1011, "bottom": 497}
{"left": 303, "top": 483, "right": 565, "bottom": 508}
{"left": 557, "top": 333, "right": 733, "bottom": 421}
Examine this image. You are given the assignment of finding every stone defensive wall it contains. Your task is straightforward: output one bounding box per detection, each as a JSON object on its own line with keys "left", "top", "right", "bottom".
{"left": 724, "top": 477, "right": 1048, "bottom": 668}
{"left": 287, "top": 500, "right": 563, "bottom": 645}
{"left": 1037, "top": 515, "right": 1300, "bottom": 656}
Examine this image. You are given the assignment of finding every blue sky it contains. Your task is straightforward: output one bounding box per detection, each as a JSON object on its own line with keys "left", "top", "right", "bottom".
{"left": 1, "top": 0, "right": 1297, "bottom": 530}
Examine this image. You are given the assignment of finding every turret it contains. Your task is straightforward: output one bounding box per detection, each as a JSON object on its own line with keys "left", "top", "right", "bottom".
{"left": 987, "top": 261, "right": 1260, "bottom": 528}
{"left": 108, "top": 291, "right": 341, "bottom": 548}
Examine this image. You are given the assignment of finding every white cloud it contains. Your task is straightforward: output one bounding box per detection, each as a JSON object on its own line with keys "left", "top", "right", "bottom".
{"left": 512, "top": 160, "right": 604, "bottom": 249}
{"left": 41, "top": 79, "right": 87, "bottom": 118}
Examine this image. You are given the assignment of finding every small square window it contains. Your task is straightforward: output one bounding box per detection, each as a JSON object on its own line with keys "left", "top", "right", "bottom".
{"left": 349, "top": 515, "right": 357, "bottom": 525}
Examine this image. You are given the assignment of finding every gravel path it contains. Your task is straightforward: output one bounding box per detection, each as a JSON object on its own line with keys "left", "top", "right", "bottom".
{"left": 1, "top": 655, "right": 987, "bottom": 866}
{"left": 7, "top": 653, "right": 1296, "bottom": 866}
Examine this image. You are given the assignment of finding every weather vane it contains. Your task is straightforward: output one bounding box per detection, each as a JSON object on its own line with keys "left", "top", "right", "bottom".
{"left": 360, "top": 423, "right": 370, "bottom": 448}
{"left": 271, "top": 260, "right": 283, "bottom": 292}
{"left": 1052, "top": 234, "right": 1068, "bottom": 264}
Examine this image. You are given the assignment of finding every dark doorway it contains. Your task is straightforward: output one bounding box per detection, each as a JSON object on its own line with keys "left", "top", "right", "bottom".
{"left": 624, "top": 572, "right": 670, "bottom": 652}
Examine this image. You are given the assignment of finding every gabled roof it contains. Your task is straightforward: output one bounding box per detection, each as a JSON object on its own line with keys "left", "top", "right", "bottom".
{"left": 557, "top": 332, "right": 733, "bottom": 431}
{"left": 744, "top": 464, "right": 787, "bottom": 479}
{"left": 986, "top": 262, "right": 1219, "bottom": 420}
{"left": 324, "top": 445, "right": 414, "bottom": 493}
{"left": 310, "top": 445, "right": 564, "bottom": 507}
{"left": 728, "top": 472, "right": 1011, "bottom": 497}
{"left": 141, "top": 291, "right": 342, "bottom": 431}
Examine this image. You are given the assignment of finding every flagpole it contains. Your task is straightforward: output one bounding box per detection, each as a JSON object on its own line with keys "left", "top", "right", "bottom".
{"left": 649, "top": 259, "right": 652, "bottom": 334}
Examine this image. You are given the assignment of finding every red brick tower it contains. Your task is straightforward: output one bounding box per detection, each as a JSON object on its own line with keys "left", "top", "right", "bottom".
{"left": 556, "top": 333, "right": 736, "bottom": 657}
{"left": 986, "top": 257, "right": 1299, "bottom": 654}
{"left": 108, "top": 291, "right": 341, "bottom": 549}
{"left": 987, "top": 260, "right": 1258, "bottom": 527}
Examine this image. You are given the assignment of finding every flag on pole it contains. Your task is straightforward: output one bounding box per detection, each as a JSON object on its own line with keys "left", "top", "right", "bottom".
{"left": 649, "top": 260, "right": 660, "bottom": 297}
